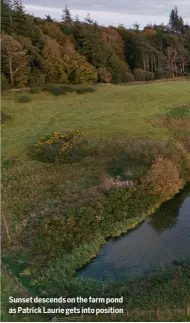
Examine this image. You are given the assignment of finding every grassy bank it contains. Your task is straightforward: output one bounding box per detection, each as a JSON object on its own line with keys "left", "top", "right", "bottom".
{"left": 1, "top": 80, "right": 190, "bottom": 321}
{"left": 2, "top": 262, "right": 190, "bottom": 322}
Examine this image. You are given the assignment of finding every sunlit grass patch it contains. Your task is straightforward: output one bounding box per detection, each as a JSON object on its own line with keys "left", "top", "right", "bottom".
{"left": 166, "top": 104, "right": 190, "bottom": 118}
{"left": 147, "top": 104, "right": 190, "bottom": 132}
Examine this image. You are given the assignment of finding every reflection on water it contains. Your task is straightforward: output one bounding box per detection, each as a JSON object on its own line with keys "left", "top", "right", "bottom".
{"left": 78, "top": 188, "right": 190, "bottom": 281}
{"left": 149, "top": 189, "right": 188, "bottom": 233}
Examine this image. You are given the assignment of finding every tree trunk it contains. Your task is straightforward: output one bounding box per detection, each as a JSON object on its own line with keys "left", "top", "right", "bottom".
{"left": 8, "top": 56, "right": 14, "bottom": 86}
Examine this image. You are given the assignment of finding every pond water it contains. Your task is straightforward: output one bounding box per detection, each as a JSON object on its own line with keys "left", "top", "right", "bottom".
{"left": 78, "top": 188, "right": 190, "bottom": 281}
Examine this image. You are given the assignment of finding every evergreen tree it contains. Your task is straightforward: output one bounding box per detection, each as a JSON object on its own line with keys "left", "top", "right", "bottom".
{"left": 62, "top": 5, "right": 72, "bottom": 24}
{"left": 169, "top": 6, "right": 184, "bottom": 34}
{"left": 76, "top": 16, "right": 110, "bottom": 68}
{"left": 133, "top": 22, "right": 140, "bottom": 31}
{"left": 61, "top": 5, "right": 73, "bottom": 35}
{"left": 1, "top": 0, "right": 13, "bottom": 33}
{"left": 12, "top": 0, "right": 29, "bottom": 37}
{"left": 45, "top": 15, "right": 55, "bottom": 23}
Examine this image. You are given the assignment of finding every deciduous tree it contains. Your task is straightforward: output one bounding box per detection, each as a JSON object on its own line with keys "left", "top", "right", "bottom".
{"left": 1, "top": 33, "right": 30, "bottom": 86}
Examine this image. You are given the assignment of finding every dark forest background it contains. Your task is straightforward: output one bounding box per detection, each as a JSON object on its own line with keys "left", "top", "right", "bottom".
{"left": 1, "top": 1, "right": 190, "bottom": 88}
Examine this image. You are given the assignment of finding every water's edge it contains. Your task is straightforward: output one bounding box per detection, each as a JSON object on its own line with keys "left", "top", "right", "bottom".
{"left": 75, "top": 183, "right": 190, "bottom": 280}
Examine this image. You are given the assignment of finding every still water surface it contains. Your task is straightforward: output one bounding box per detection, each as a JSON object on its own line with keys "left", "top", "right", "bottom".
{"left": 78, "top": 188, "right": 190, "bottom": 281}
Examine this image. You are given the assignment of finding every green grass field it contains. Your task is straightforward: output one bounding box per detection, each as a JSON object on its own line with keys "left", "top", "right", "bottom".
{"left": 1, "top": 80, "right": 190, "bottom": 322}
{"left": 2, "top": 80, "right": 190, "bottom": 160}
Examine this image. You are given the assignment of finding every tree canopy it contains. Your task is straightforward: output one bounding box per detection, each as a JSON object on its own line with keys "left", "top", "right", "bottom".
{"left": 1, "top": 2, "right": 190, "bottom": 88}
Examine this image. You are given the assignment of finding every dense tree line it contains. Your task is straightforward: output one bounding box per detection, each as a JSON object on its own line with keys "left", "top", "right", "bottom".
{"left": 1, "top": 1, "right": 190, "bottom": 88}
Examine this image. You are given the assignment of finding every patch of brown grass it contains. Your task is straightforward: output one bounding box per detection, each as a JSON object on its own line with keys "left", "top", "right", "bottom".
{"left": 147, "top": 116, "right": 190, "bottom": 130}
{"left": 173, "top": 133, "right": 190, "bottom": 152}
